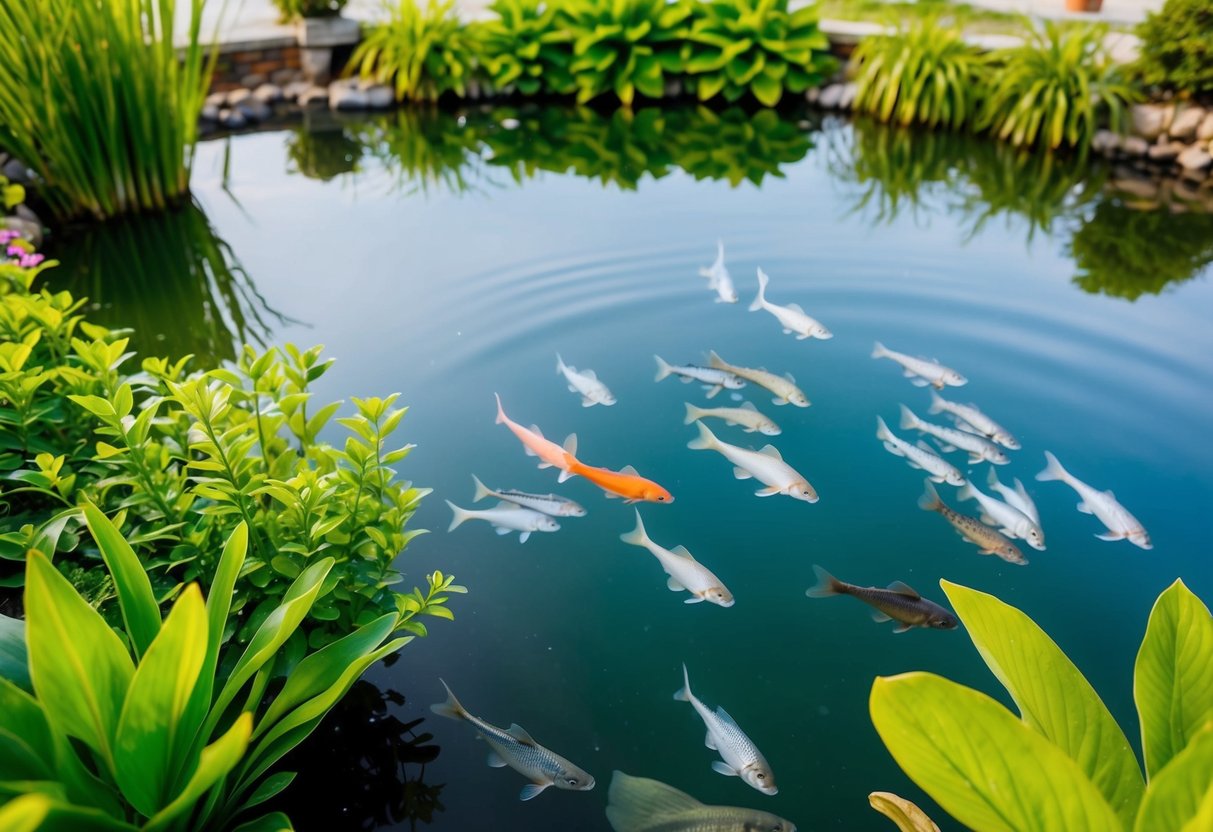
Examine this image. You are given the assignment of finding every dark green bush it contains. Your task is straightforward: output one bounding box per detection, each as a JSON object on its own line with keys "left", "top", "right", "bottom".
{"left": 1132, "top": 0, "right": 1213, "bottom": 95}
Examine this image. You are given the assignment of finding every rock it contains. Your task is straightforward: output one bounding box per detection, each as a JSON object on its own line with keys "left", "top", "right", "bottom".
{"left": 1110, "top": 177, "right": 1159, "bottom": 200}
{"left": 240, "top": 73, "right": 267, "bottom": 89}
{"left": 1198, "top": 113, "right": 1213, "bottom": 142}
{"left": 1169, "top": 106, "right": 1206, "bottom": 141}
{"left": 806, "top": 87, "right": 820, "bottom": 105}
{"left": 236, "top": 99, "right": 272, "bottom": 122}
{"left": 252, "top": 83, "right": 284, "bottom": 104}
{"left": 1121, "top": 136, "right": 1149, "bottom": 157}
{"left": 227, "top": 88, "right": 253, "bottom": 107}
{"left": 218, "top": 108, "right": 247, "bottom": 130}
{"left": 836, "top": 82, "right": 858, "bottom": 110}
{"left": 299, "top": 85, "right": 330, "bottom": 107}
{"left": 1177, "top": 145, "right": 1212, "bottom": 172}
{"left": 204, "top": 91, "right": 228, "bottom": 108}
{"left": 200, "top": 102, "right": 221, "bottom": 121}
{"left": 14, "top": 204, "right": 40, "bottom": 226}
{"left": 501, "top": 118, "right": 520, "bottom": 130}
{"left": 329, "top": 82, "right": 369, "bottom": 110}
{"left": 283, "top": 80, "right": 311, "bottom": 101}
{"left": 271, "top": 68, "right": 301, "bottom": 86}
{"left": 819, "top": 83, "right": 845, "bottom": 109}
{"left": 1174, "top": 180, "right": 1203, "bottom": 201}
{"left": 0, "top": 217, "right": 42, "bottom": 248}
{"left": 1147, "top": 141, "right": 1183, "bottom": 162}
{"left": 664, "top": 79, "right": 682, "bottom": 98}
{"left": 365, "top": 84, "right": 393, "bottom": 109}
{"left": 1, "top": 159, "right": 33, "bottom": 184}
{"left": 1091, "top": 129, "right": 1121, "bottom": 155}
{"left": 1130, "top": 103, "right": 1173, "bottom": 141}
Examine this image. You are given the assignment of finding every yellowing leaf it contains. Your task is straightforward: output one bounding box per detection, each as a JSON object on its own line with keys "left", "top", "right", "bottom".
{"left": 869, "top": 791, "right": 940, "bottom": 831}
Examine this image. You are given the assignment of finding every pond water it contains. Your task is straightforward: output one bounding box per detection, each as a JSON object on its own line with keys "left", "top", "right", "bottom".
{"left": 51, "top": 106, "right": 1213, "bottom": 831}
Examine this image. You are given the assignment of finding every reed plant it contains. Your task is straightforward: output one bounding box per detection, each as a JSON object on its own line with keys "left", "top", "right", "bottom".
{"left": 0, "top": 0, "right": 215, "bottom": 221}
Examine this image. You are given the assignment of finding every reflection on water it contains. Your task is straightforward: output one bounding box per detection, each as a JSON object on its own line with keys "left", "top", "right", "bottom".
{"left": 287, "top": 111, "right": 365, "bottom": 182}
{"left": 49, "top": 201, "right": 289, "bottom": 366}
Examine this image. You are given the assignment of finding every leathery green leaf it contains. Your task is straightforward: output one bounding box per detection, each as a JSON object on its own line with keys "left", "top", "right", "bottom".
{"left": 1134, "top": 579, "right": 1213, "bottom": 780}
{"left": 0, "top": 613, "right": 31, "bottom": 691}
{"left": 113, "top": 584, "right": 208, "bottom": 818}
{"left": 144, "top": 712, "right": 253, "bottom": 832}
{"left": 232, "top": 811, "right": 294, "bottom": 831}
{"left": 1134, "top": 725, "right": 1213, "bottom": 832}
{"left": 0, "top": 676, "right": 55, "bottom": 778}
{"left": 943, "top": 581, "right": 1144, "bottom": 824}
{"left": 869, "top": 791, "right": 940, "bottom": 831}
{"left": 83, "top": 503, "right": 161, "bottom": 659}
{"left": 24, "top": 551, "right": 133, "bottom": 769}
{"left": 870, "top": 672, "right": 1122, "bottom": 832}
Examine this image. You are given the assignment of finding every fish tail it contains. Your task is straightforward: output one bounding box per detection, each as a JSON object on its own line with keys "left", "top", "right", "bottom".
{"left": 683, "top": 402, "right": 704, "bottom": 425}
{"left": 619, "top": 509, "right": 650, "bottom": 548}
{"left": 1036, "top": 450, "right": 1068, "bottom": 483}
{"left": 471, "top": 475, "right": 492, "bottom": 503}
{"left": 875, "top": 416, "right": 894, "bottom": 443}
{"left": 917, "top": 479, "right": 943, "bottom": 512}
{"left": 429, "top": 678, "right": 467, "bottom": 721}
{"left": 898, "top": 403, "right": 920, "bottom": 431}
{"left": 748, "top": 267, "right": 768, "bottom": 312}
{"left": 806, "top": 564, "right": 844, "bottom": 598}
{"left": 654, "top": 354, "right": 674, "bottom": 382}
{"left": 446, "top": 501, "right": 472, "bottom": 532}
{"left": 493, "top": 393, "right": 507, "bottom": 425}
{"left": 686, "top": 420, "right": 719, "bottom": 451}
{"left": 715, "top": 239, "right": 724, "bottom": 265}
{"left": 606, "top": 771, "right": 703, "bottom": 832}
{"left": 871, "top": 340, "right": 888, "bottom": 359}
{"left": 956, "top": 482, "right": 976, "bottom": 503}
{"left": 927, "top": 389, "right": 947, "bottom": 414}
{"left": 987, "top": 466, "right": 1003, "bottom": 490}
{"left": 555, "top": 353, "right": 566, "bottom": 374}
{"left": 672, "top": 663, "right": 692, "bottom": 702}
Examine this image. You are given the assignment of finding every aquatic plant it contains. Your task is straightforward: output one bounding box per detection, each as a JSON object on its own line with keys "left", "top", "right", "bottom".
{"left": 977, "top": 21, "right": 1135, "bottom": 150}
{"left": 472, "top": 0, "right": 576, "bottom": 97}
{"left": 350, "top": 0, "right": 478, "bottom": 102}
{"left": 286, "top": 121, "right": 365, "bottom": 182}
{"left": 684, "top": 0, "right": 834, "bottom": 106}
{"left": 0, "top": 0, "right": 214, "bottom": 221}
{"left": 1131, "top": 0, "right": 1213, "bottom": 95}
{"left": 871, "top": 580, "right": 1213, "bottom": 831}
{"left": 850, "top": 18, "right": 984, "bottom": 130}
{"left": 0, "top": 510, "right": 418, "bottom": 830}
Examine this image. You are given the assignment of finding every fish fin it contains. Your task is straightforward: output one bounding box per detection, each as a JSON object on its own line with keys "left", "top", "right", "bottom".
{"left": 754, "top": 486, "right": 780, "bottom": 497}
{"left": 757, "top": 444, "right": 783, "bottom": 459}
{"left": 493, "top": 526, "right": 511, "bottom": 536}
{"left": 871, "top": 610, "right": 893, "bottom": 623}
{"left": 938, "top": 444, "right": 960, "bottom": 454}
{"left": 678, "top": 376, "right": 693, "bottom": 384}
{"left": 740, "top": 400, "right": 758, "bottom": 411}
{"left": 653, "top": 355, "right": 674, "bottom": 382}
{"left": 871, "top": 341, "right": 889, "bottom": 359}
{"left": 563, "top": 434, "right": 578, "bottom": 455}
{"left": 733, "top": 466, "right": 754, "bottom": 480}
{"left": 902, "top": 368, "right": 918, "bottom": 378}
{"left": 786, "top": 302, "right": 805, "bottom": 313}
{"left": 892, "top": 623, "right": 913, "bottom": 634}
{"left": 704, "top": 731, "right": 718, "bottom": 750}
{"left": 620, "top": 510, "right": 649, "bottom": 547}
{"left": 486, "top": 750, "right": 508, "bottom": 768}
{"left": 707, "top": 350, "right": 727, "bottom": 370}
{"left": 806, "top": 564, "right": 843, "bottom": 598}
{"left": 673, "top": 663, "right": 692, "bottom": 702}
{"left": 517, "top": 531, "right": 530, "bottom": 543}
{"left": 606, "top": 771, "right": 703, "bottom": 831}
{"left": 783, "top": 371, "right": 796, "bottom": 383}
{"left": 898, "top": 404, "right": 920, "bottom": 431}
{"left": 906, "top": 458, "right": 924, "bottom": 471}
{"left": 1102, "top": 489, "right": 1117, "bottom": 500}
{"left": 783, "top": 329, "right": 794, "bottom": 335}
{"left": 887, "top": 581, "right": 920, "bottom": 599}
{"left": 713, "top": 706, "right": 740, "bottom": 728}
{"left": 683, "top": 596, "right": 705, "bottom": 604}
{"left": 1035, "top": 451, "right": 1069, "bottom": 483}
{"left": 556, "top": 467, "right": 575, "bottom": 483}
{"left": 772, "top": 397, "right": 789, "bottom": 406}
{"left": 1095, "top": 531, "right": 1125, "bottom": 542}
{"left": 581, "top": 397, "right": 595, "bottom": 407}
{"left": 667, "top": 576, "right": 686, "bottom": 592}
{"left": 928, "top": 390, "right": 947, "bottom": 414}
{"left": 704, "top": 384, "right": 722, "bottom": 399}
{"left": 687, "top": 421, "right": 719, "bottom": 451}
{"left": 494, "top": 393, "right": 509, "bottom": 425}
{"left": 670, "top": 545, "right": 693, "bottom": 560}
{"left": 506, "top": 723, "right": 537, "bottom": 746}
{"left": 956, "top": 483, "right": 976, "bottom": 503}
{"left": 446, "top": 501, "right": 472, "bottom": 532}
{"left": 1077, "top": 501, "right": 1094, "bottom": 515}
{"left": 711, "top": 761, "right": 739, "bottom": 777}
{"left": 529, "top": 424, "right": 545, "bottom": 438}
{"left": 910, "top": 378, "right": 931, "bottom": 387}
{"left": 429, "top": 679, "right": 467, "bottom": 721}
{"left": 915, "top": 440, "right": 936, "bottom": 453}
{"left": 603, "top": 490, "right": 621, "bottom": 499}
{"left": 471, "top": 474, "right": 493, "bottom": 503}
{"left": 742, "top": 426, "right": 757, "bottom": 433}
{"left": 519, "top": 783, "right": 549, "bottom": 801}
{"left": 748, "top": 267, "right": 768, "bottom": 312}
{"left": 620, "top": 465, "right": 639, "bottom": 476}
{"left": 917, "top": 480, "right": 942, "bottom": 512}
{"left": 525, "top": 447, "right": 540, "bottom": 459}
{"left": 495, "top": 500, "right": 520, "bottom": 509}
{"left": 683, "top": 402, "right": 704, "bottom": 425}
{"left": 583, "top": 369, "right": 598, "bottom": 380}
{"left": 875, "top": 416, "right": 895, "bottom": 444}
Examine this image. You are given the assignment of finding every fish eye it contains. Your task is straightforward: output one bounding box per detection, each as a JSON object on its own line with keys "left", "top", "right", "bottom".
{"left": 566, "top": 778, "right": 579, "bottom": 786}
{"left": 757, "top": 773, "right": 765, "bottom": 780}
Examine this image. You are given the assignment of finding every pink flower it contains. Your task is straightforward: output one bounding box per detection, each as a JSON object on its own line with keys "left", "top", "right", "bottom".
{"left": 20, "top": 253, "right": 44, "bottom": 268}
{"left": 6, "top": 245, "right": 22, "bottom": 257}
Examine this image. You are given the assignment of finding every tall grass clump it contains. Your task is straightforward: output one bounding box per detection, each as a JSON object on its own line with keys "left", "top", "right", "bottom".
{"left": 851, "top": 17, "right": 984, "bottom": 130}
{"left": 350, "top": 0, "right": 477, "bottom": 103}
{"left": 0, "top": 0, "right": 215, "bottom": 222}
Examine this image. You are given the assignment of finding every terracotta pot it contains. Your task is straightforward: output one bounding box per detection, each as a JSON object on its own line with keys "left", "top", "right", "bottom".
{"left": 1065, "top": 0, "right": 1103, "bottom": 11}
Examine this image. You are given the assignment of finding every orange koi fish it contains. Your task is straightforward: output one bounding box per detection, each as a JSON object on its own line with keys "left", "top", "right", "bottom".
{"left": 495, "top": 394, "right": 577, "bottom": 478}
{"left": 563, "top": 454, "right": 673, "bottom": 504}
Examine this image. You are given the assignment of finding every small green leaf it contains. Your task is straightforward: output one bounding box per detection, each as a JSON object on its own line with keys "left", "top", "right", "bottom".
{"left": 0, "top": 613, "right": 30, "bottom": 691}
{"left": 1134, "top": 725, "right": 1213, "bottom": 832}
{"left": 232, "top": 810, "right": 295, "bottom": 832}
{"left": 144, "top": 712, "right": 253, "bottom": 832}
{"left": 83, "top": 503, "right": 161, "bottom": 659}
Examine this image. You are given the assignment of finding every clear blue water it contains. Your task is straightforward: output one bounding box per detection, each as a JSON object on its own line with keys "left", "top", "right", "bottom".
{"left": 52, "top": 107, "right": 1213, "bottom": 830}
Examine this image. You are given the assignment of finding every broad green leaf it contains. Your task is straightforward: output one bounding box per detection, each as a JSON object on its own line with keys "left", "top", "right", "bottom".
{"left": 1134, "top": 725, "right": 1213, "bottom": 832}
{"left": 232, "top": 811, "right": 295, "bottom": 832}
{"left": 83, "top": 503, "right": 160, "bottom": 659}
{"left": 0, "top": 794, "right": 50, "bottom": 832}
{"left": 943, "top": 581, "right": 1144, "bottom": 824}
{"left": 25, "top": 551, "right": 134, "bottom": 768}
{"left": 0, "top": 677, "right": 54, "bottom": 779}
{"left": 0, "top": 613, "right": 30, "bottom": 691}
{"left": 144, "top": 712, "right": 253, "bottom": 832}
{"left": 22, "top": 801, "right": 136, "bottom": 832}
{"left": 1134, "top": 579, "right": 1213, "bottom": 780}
{"left": 869, "top": 791, "right": 940, "bottom": 831}
{"left": 750, "top": 73, "right": 782, "bottom": 106}
{"left": 870, "top": 672, "right": 1122, "bottom": 832}
{"left": 239, "top": 771, "right": 297, "bottom": 812}
{"left": 113, "top": 584, "right": 208, "bottom": 817}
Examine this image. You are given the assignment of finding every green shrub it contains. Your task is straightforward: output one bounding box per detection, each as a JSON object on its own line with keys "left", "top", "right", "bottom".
{"left": 1131, "top": 0, "right": 1213, "bottom": 95}
{"left": 977, "top": 21, "right": 1135, "bottom": 150}
{"left": 274, "top": 0, "right": 349, "bottom": 20}
{"left": 0, "top": 0, "right": 214, "bottom": 221}
{"left": 871, "top": 579, "right": 1213, "bottom": 831}
{"left": 851, "top": 17, "right": 984, "bottom": 130}
{"left": 350, "top": 0, "right": 477, "bottom": 102}
{"left": 472, "top": 0, "right": 576, "bottom": 97}
{"left": 0, "top": 510, "right": 432, "bottom": 831}
{"left": 684, "top": 0, "right": 835, "bottom": 106}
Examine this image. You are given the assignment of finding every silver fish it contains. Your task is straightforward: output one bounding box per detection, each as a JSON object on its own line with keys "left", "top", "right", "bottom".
{"left": 683, "top": 401, "right": 781, "bottom": 436}
{"left": 928, "top": 390, "right": 1020, "bottom": 450}
{"left": 698, "top": 240, "right": 739, "bottom": 304}
{"left": 872, "top": 342, "right": 967, "bottom": 389}
{"left": 748, "top": 267, "right": 832, "bottom": 340}
{"left": 557, "top": 353, "right": 616, "bottom": 407}
{"left": 708, "top": 350, "right": 809, "bottom": 408}
{"left": 430, "top": 680, "right": 595, "bottom": 801}
{"left": 674, "top": 664, "right": 777, "bottom": 795}
{"left": 446, "top": 500, "right": 559, "bottom": 543}
{"left": 471, "top": 475, "right": 587, "bottom": 517}
{"left": 899, "top": 404, "right": 1008, "bottom": 465}
{"left": 654, "top": 354, "right": 745, "bottom": 399}
{"left": 876, "top": 417, "right": 966, "bottom": 486}
{"left": 1036, "top": 451, "right": 1151, "bottom": 549}
{"left": 957, "top": 480, "right": 1045, "bottom": 550}
{"left": 807, "top": 566, "right": 959, "bottom": 632}
{"left": 606, "top": 771, "right": 796, "bottom": 832}
{"left": 987, "top": 468, "right": 1039, "bottom": 526}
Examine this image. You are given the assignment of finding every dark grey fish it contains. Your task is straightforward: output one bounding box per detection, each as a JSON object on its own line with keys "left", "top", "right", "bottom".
{"left": 606, "top": 771, "right": 796, "bottom": 832}
{"left": 806, "top": 566, "right": 958, "bottom": 633}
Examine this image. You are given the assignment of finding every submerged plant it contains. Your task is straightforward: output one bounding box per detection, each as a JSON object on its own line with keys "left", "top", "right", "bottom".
{"left": 977, "top": 21, "right": 1135, "bottom": 150}
{"left": 871, "top": 580, "right": 1213, "bottom": 831}
{"left": 0, "top": 0, "right": 214, "bottom": 220}
{"left": 350, "top": 0, "right": 478, "bottom": 102}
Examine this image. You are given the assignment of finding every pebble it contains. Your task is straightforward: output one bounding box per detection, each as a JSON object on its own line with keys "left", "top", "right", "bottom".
{"left": 1168, "top": 106, "right": 1205, "bottom": 141}
{"left": 240, "top": 73, "right": 267, "bottom": 89}
{"left": 838, "top": 82, "right": 858, "bottom": 110}
{"left": 806, "top": 87, "right": 820, "bottom": 104}
{"left": 1121, "top": 136, "right": 1149, "bottom": 157}
{"left": 1198, "top": 114, "right": 1213, "bottom": 143}
{"left": 1177, "top": 145, "right": 1212, "bottom": 172}
{"left": 271, "top": 68, "right": 301, "bottom": 86}
{"left": 200, "top": 102, "right": 221, "bottom": 121}
{"left": 819, "top": 83, "right": 845, "bottom": 109}
{"left": 218, "top": 108, "right": 247, "bottom": 129}
{"left": 1130, "top": 103, "right": 1173, "bottom": 141}
{"left": 0, "top": 217, "right": 42, "bottom": 248}
{"left": 329, "top": 81, "right": 369, "bottom": 110}
{"left": 236, "top": 99, "right": 272, "bottom": 122}
{"left": 204, "top": 91, "right": 228, "bottom": 108}
{"left": 1110, "top": 177, "right": 1158, "bottom": 200}
{"left": 1, "top": 159, "right": 32, "bottom": 184}
{"left": 227, "top": 88, "right": 253, "bottom": 107}
{"left": 1147, "top": 141, "right": 1183, "bottom": 162}
{"left": 1091, "top": 129, "right": 1120, "bottom": 155}
{"left": 252, "top": 83, "right": 284, "bottom": 104}
{"left": 299, "top": 85, "right": 331, "bottom": 107}
{"left": 366, "top": 84, "right": 394, "bottom": 109}
{"left": 283, "top": 80, "right": 311, "bottom": 101}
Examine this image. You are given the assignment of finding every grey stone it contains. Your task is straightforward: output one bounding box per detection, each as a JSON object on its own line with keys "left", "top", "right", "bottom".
{"left": 0, "top": 217, "right": 42, "bottom": 248}
{"left": 1147, "top": 141, "right": 1183, "bottom": 162}
{"left": 252, "top": 83, "right": 284, "bottom": 104}
{"left": 818, "top": 83, "right": 845, "bottom": 109}
{"left": 14, "top": 204, "right": 39, "bottom": 225}
{"left": 297, "top": 16, "right": 361, "bottom": 48}
{"left": 300, "top": 46, "right": 333, "bottom": 84}
{"left": 204, "top": 91, "right": 228, "bottom": 108}
{"left": 1169, "top": 106, "right": 1206, "bottom": 141}
{"left": 227, "top": 88, "right": 253, "bottom": 106}
{"left": 1091, "top": 129, "right": 1121, "bottom": 155}
{"left": 236, "top": 99, "right": 272, "bottom": 122}
{"left": 1121, "top": 136, "right": 1149, "bottom": 157}
{"left": 501, "top": 117, "right": 520, "bottom": 130}
{"left": 806, "top": 86, "right": 820, "bottom": 104}
{"left": 1177, "top": 145, "right": 1212, "bottom": 172}
{"left": 1110, "top": 177, "right": 1158, "bottom": 200}
{"left": 283, "top": 80, "right": 311, "bottom": 101}
{"left": 1, "top": 159, "right": 32, "bottom": 184}
{"left": 329, "top": 82, "right": 369, "bottom": 110}
{"left": 1198, "top": 113, "right": 1213, "bottom": 143}
{"left": 218, "top": 108, "right": 247, "bottom": 129}
{"left": 240, "top": 73, "right": 267, "bottom": 90}
{"left": 365, "top": 84, "right": 394, "bottom": 109}
{"left": 1130, "top": 103, "right": 1173, "bottom": 141}
{"left": 299, "top": 85, "right": 331, "bottom": 107}
{"left": 200, "top": 102, "right": 221, "bottom": 121}
{"left": 271, "top": 68, "right": 301, "bottom": 86}
{"left": 838, "top": 82, "right": 858, "bottom": 110}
